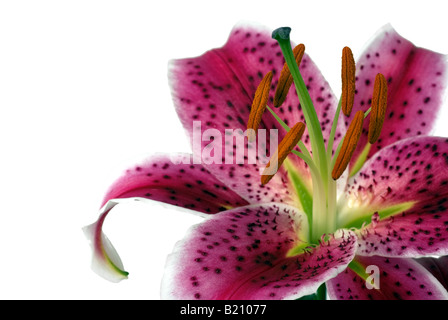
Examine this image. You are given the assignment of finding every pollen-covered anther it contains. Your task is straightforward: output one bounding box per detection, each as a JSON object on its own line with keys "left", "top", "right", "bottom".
{"left": 273, "top": 44, "right": 305, "bottom": 108}
{"left": 368, "top": 73, "right": 388, "bottom": 144}
{"left": 247, "top": 71, "right": 273, "bottom": 141}
{"left": 261, "top": 122, "right": 306, "bottom": 185}
{"left": 332, "top": 110, "right": 364, "bottom": 180}
{"left": 341, "top": 46, "right": 356, "bottom": 117}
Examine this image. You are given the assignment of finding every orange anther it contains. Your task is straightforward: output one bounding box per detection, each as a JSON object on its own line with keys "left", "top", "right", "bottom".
{"left": 273, "top": 44, "right": 305, "bottom": 108}
{"left": 341, "top": 46, "right": 356, "bottom": 117}
{"left": 247, "top": 71, "right": 273, "bottom": 141}
{"left": 261, "top": 122, "right": 306, "bottom": 185}
{"left": 368, "top": 73, "right": 388, "bottom": 144}
{"left": 332, "top": 110, "right": 364, "bottom": 180}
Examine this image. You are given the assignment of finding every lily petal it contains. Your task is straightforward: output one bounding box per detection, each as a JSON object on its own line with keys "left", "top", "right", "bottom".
{"left": 355, "top": 195, "right": 448, "bottom": 257}
{"left": 170, "top": 24, "right": 341, "bottom": 208}
{"left": 83, "top": 199, "right": 130, "bottom": 282}
{"left": 339, "top": 136, "right": 448, "bottom": 257}
{"left": 415, "top": 256, "right": 448, "bottom": 291}
{"left": 340, "top": 136, "right": 448, "bottom": 222}
{"left": 349, "top": 24, "right": 447, "bottom": 169}
{"left": 327, "top": 255, "right": 448, "bottom": 300}
{"left": 170, "top": 25, "right": 291, "bottom": 204}
{"left": 101, "top": 153, "right": 248, "bottom": 214}
{"left": 161, "top": 203, "right": 357, "bottom": 300}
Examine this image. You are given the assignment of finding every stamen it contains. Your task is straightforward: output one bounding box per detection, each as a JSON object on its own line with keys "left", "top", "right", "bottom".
{"left": 332, "top": 110, "right": 364, "bottom": 180}
{"left": 247, "top": 71, "right": 273, "bottom": 141}
{"left": 261, "top": 122, "right": 306, "bottom": 185}
{"left": 368, "top": 73, "right": 388, "bottom": 144}
{"left": 341, "top": 46, "right": 356, "bottom": 117}
{"left": 273, "top": 44, "right": 305, "bottom": 108}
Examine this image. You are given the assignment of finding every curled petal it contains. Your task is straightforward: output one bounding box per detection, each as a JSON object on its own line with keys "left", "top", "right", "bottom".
{"left": 83, "top": 199, "right": 129, "bottom": 283}
{"left": 327, "top": 255, "right": 448, "bottom": 300}
{"left": 161, "top": 203, "right": 357, "bottom": 300}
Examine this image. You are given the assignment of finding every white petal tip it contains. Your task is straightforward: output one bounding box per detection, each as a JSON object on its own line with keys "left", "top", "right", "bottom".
{"left": 83, "top": 222, "right": 129, "bottom": 283}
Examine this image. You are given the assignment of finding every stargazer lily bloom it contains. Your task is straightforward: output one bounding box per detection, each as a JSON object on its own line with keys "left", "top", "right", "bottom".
{"left": 84, "top": 24, "right": 448, "bottom": 300}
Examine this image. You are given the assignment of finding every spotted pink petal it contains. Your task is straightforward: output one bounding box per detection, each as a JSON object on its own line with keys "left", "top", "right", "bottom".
{"left": 170, "top": 24, "right": 341, "bottom": 208}
{"left": 327, "top": 255, "right": 448, "bottom": 300}
{"left": 161, "top": 203, "right": 357, "bottom": 300}
{"left": 170, "top": 25, "right": 291, "bottom": 205}
{"left": 340, "top": 136, "right": 448, "bottom": 222}
{"left": 349, "top": 24, "right": 447, "bottom": 169}
{"left": 415, "top": 256, "right": 448, "bottom": 291}
{"left": 101, "top": 153, "right": 248, "bottom": 214}
{"left": 340, "top": 136, "right": 448, "bottom": 257}
{"left": 356, "top": 197, "right": 448, "bottom": 257}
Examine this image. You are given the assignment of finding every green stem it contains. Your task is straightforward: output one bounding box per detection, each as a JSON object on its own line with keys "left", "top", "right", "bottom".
{"left": 291, "top": 149, "right": 314, "bottom": 169}
{"left": 326, "top": 177, "right": 337, "bottom": 234}
{"left": 315, "top": 283, "right": 327, "bottom": 300}
{"left": 364, "top": 106, "right": 372, "bottom": 117}
{"left": 325, "top": 99, "right": 343, "bottom": 234}
{"left": 326, "top": 99, "right": 342, "bottom": 160}
{"left": 310, "top": 169, "right": 326, "bottom": 242}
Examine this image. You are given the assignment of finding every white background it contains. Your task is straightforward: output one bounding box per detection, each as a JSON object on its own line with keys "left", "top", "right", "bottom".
{"left": 1, "top": 0, "right": 447, "bottom": 299}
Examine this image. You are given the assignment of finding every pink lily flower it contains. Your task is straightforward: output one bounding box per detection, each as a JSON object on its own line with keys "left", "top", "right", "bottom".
{"left": 84, "top": 24, "right": 448, "bottom": 300}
